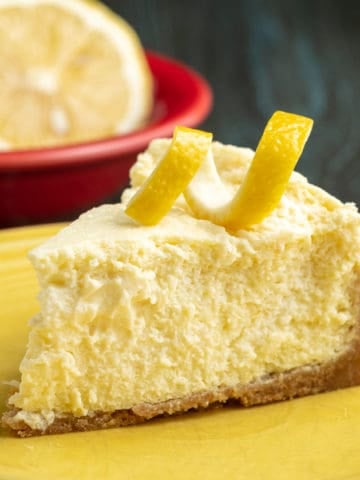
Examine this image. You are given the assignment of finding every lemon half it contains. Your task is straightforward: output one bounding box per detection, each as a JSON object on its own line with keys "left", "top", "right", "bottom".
{"left": 0, "top": 0, "right": 153, "bottom": 149}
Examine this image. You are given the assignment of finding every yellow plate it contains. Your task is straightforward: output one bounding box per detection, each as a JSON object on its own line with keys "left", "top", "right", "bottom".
{"left": 1, "top": 224, "right": 360, "bottom": 479}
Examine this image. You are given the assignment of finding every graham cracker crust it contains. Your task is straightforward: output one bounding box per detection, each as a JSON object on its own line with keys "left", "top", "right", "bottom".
{"left": 3, "top": 322, "right": 360, "bottom": 437}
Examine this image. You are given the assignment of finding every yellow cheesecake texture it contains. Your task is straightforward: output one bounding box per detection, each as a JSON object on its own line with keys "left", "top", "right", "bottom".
{"left": 9, "top": 140, "right": 360, "bottom": 431}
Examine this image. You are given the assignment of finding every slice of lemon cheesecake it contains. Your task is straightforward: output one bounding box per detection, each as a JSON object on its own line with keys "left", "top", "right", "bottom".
{"left": 3, "top": 122, "right": 360, "bottom": 437}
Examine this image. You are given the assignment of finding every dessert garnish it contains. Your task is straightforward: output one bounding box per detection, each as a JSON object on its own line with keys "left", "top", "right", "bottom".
{"left": 125, "top": 126, "right": 212, "bottom": 225}
{"left": 126, "top": 111, "right": 313, "bottom": 230}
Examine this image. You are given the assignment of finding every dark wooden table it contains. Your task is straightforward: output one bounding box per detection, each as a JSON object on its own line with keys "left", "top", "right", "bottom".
{"left": 105, "top": 0, "right": 360, "bottom": 207}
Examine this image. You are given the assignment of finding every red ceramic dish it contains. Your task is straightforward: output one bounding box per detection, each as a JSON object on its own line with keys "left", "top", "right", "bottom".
{"left": 0, "top": 51, "right": 212, "bottom": 227}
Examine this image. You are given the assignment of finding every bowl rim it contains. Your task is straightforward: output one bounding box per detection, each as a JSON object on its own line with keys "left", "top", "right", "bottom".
{"left": 0, "top": 50, "right": 212, "bottom": 171}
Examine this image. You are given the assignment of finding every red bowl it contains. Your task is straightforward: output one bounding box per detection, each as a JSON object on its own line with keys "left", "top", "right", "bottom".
{"left": 0, "top": 51, "right": 212, "bottom": 227}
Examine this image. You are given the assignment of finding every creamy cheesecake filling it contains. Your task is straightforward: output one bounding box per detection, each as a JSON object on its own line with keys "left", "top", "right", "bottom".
{"left": 8, "top": 140, "right": 360, "bottom": 430}
{"left": 10, "top": 210, "right": 360, "bottom": 418}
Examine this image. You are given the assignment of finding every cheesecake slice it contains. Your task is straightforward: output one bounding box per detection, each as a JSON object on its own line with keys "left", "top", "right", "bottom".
{"left": 3, "top": 139, "right": 360, "bottom": 437}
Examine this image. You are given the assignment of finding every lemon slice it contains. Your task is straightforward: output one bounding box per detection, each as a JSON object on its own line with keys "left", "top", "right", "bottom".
{"left": 185, "top": 111, "right": 313, "bottom": 230}
{"left": 125, "top": 126, "right": 213, "bottom": 226}
{"left": 0, "top": 0, "right": 152, "bottom": 149}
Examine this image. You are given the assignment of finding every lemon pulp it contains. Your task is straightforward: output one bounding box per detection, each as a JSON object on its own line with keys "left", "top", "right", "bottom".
{"left": 0, "top": 0, "right": 152, "bottom": 149}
